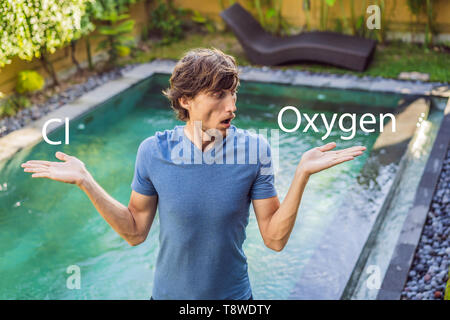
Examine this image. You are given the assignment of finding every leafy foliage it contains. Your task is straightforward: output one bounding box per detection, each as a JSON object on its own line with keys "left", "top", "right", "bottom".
{"left": 407, "top": 0, "right": 424, "bottom": 15}
{"left": 319, "top": 0, "right": 336, "bottom": 31}
{"left": 406, "top": 0, "right": 437, "bottom": 47}
{"left": 87, "top": 0, "right": 138, "bottom": 20}
{"left": 84, "top": 0, "right": 139, "bottom": 69}
{"left": 0, "top": 0, "right": 93, "bottom": 86}
{"left": 148, "top": 0, "right": 188, "bottom": 44}
{"left": 0, "top": 70, "right": 42, "bottom": 117}
{"left": 348, "top": 0, "right": 368, "bottom": 37}
{"left": 0, "top": 0, "right": 92, "bottom": 67}
{"left": 0, "top": 93, "right": 31, "bottom": 117}
{"left": 0, "top": 0, "right": 140, "bottom": 75}
{"left": 190, "top": 10, "right": 216, "bottom": 34}
{"left": 250, "top": 0, "right": 290, "bottom": 35}
{"left": 16, "top": 70, "right": 45, "bottom": 94}
{"left": 96, "top": 12, "right": 136, "bottom": 66}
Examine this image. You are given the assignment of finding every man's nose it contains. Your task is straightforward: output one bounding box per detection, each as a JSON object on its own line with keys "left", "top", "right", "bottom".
{"left": 226, "top": 103, "right": 237, "bottom": 113}
{"left": 225, "top": 96, "right": 237, "bottom": 113}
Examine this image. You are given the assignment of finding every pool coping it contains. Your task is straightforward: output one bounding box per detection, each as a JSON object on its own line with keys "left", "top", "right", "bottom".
{"left": 0, "top": 60, "right": 449, "bottom": 300}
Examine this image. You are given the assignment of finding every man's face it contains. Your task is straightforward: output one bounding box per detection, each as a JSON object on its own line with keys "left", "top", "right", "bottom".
{"left": 182, "top": 89, "right": 237, "bottom": 137}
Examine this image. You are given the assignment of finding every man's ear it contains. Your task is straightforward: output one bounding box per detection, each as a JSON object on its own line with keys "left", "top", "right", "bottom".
{"left": 178, "top": 96, "right": 191, "bottom": 113}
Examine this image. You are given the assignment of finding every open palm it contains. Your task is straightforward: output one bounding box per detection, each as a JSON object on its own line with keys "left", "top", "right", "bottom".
{"left": 298, "top": 142, "right": 366, "bottom": 176}
{"left": 21, "top": 151, "right": 87, "bottom": 186}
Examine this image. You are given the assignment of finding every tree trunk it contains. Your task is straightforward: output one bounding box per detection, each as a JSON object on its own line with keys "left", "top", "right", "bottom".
{"left": 85, "top": 37, "right": 94, "bottom": 71}
{"left": 71, "top": 40, "right": 82, "bottom": 73}
{"left": 40, "top": 50, "right": 60, "bottom": 87}
{"left": 109, "top": 36, "right": 117, "bottom": 66}
{"left": 144, "top": 0, "right": 153, "bottom": 39}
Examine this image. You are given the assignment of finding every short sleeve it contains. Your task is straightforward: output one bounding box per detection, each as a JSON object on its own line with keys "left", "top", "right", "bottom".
{"left": 250, "top": 136, "right": 277, "bottom": 200}
{"left": 131, "top": 141, "right": 157, "bottom": 196}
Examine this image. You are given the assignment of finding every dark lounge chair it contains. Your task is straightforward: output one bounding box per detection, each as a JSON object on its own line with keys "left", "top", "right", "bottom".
{"left": 220, "top": 3, "right": 376, "bottom": 72}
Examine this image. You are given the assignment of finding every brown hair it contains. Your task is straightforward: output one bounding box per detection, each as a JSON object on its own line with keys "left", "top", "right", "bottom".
{"left": 163, "top": 48, "right": 240, "bottom": 121}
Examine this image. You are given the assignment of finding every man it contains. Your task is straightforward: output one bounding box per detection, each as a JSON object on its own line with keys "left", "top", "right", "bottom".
{"left": 21, "top": 48, "right": 366, "bottom": 300}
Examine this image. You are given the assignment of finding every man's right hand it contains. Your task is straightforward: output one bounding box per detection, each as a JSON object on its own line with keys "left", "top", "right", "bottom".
{"left": 21, "top": 151, "right": 89, "bottom": 186}
{"left": 21, "top": 150, "right": 157, "bottom": 246}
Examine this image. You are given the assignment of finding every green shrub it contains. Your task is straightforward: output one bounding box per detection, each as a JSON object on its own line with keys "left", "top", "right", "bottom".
{"left": 148, "top": 1, "right": 187, "bottom": 44}
{"left": 15, "top": 70, "right": 45, "bottom": 94}
{"left": 116, "top": 45, "right": 131, "bottom": 57}
{"left": 0, "top": 93, "right": 31, "bottom": 118}
{"left": 96, "top": 12, "right": 136, "bottom": 66}
{"left": 190, "top": 10, "right": 216, "bottom": 33}
{"left": 250, "top": 0, "right": 291, "bottom": 35}
{"left": 406, "top": 0, "right": 437, "bottom": 47}
{"left": 0, "top": 98, "right": 17, "bottom": 117}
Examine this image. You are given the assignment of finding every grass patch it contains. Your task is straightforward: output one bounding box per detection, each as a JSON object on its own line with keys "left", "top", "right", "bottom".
{"left": 126, "top": 32, "right": 450, "bottom": 83}
{"left": 125, "top": 33, "right": 248, "bottom": 65}
{"left": 445, "top": 269, "right": 450, "bottom": 300}
{"left": 293, "top": 42, "right": 450, "bottom": 82}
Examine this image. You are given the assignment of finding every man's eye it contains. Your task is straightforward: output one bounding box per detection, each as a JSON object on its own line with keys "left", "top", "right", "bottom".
{"left": 214, "top": 91, "right": 236, "bottom": 98}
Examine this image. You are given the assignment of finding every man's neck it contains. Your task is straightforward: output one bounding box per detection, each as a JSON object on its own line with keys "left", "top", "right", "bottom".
{"left": 184, "top": 121, "right": 226, "bottom": 152}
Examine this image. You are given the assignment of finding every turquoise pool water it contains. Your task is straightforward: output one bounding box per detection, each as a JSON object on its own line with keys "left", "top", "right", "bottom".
{"left": 0, "top": 74, "right": 403, "bottom": 299}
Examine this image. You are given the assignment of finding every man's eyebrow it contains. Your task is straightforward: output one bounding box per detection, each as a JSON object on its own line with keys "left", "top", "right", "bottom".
{"left": 208, "top": 89, "right": 236, "bottom": 96}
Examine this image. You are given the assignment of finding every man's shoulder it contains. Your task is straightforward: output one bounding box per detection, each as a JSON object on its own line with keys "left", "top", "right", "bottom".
{"left": 141, "top": 126, "right": 182, "bottom": 145}
{"left": 137, "top": 126, "right": 182, "bottom": 156}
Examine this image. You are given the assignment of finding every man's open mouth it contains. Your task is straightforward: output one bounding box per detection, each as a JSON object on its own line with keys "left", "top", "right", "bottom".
{"left": 220, "top": 117, "right": 233, "bottom": 124}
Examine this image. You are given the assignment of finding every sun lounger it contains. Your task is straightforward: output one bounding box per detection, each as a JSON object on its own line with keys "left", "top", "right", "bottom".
{"left": 220, "top": 3, "right": 377, "bottom": 71}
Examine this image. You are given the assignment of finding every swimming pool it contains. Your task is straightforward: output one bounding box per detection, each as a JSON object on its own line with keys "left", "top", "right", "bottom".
{"left": 0, "top": 73, "right": 442, "bottom": 299}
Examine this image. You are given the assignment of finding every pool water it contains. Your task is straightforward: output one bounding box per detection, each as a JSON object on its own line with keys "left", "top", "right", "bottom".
{"left": 0, "top": 74, "right": 402, "bottom": 299}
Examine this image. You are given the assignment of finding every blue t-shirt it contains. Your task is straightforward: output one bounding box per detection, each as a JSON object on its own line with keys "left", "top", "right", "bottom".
{"left": 131, "top": 125, "right": 277, "bottom": 299}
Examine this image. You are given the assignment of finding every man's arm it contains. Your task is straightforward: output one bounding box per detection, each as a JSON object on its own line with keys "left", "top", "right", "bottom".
{"left": 252, "top": 170, "right": 308, "bottom": 252}
{"left": 252, "top": 142, "right": 366, "bottom": 252}
{"left": 79, "top": 172, "right": 158, "bottom": 246}
{"left": 21, "top": 151, "right": 158, "bottom": 246}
